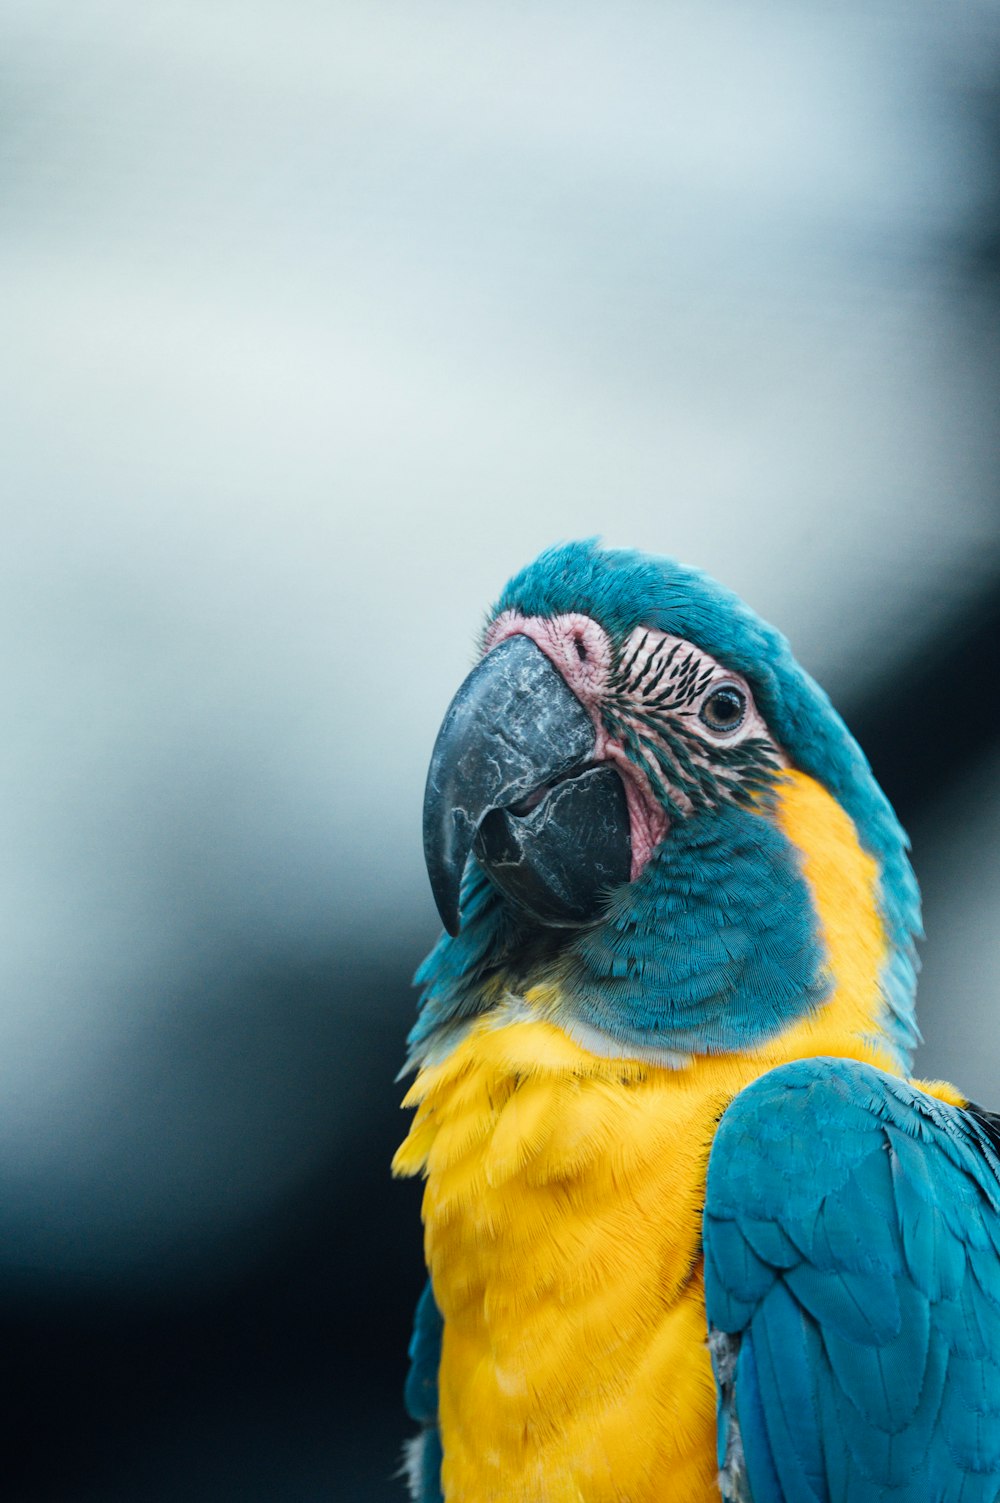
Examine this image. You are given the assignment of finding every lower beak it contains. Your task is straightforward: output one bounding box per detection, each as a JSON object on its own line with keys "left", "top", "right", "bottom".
{"left": 422, "top": 634, "right": 631, "bottom": 935}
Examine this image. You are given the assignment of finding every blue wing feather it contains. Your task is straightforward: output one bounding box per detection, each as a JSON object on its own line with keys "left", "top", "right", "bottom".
{"left": 403, "top": 1280, "right": 444, "bottom": 1503}
{"left": 705, "top": 1058, "right": 1000, "bottom": 1503}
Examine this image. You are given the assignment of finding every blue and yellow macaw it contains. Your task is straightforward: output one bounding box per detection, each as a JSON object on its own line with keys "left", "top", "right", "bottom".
{"left": 394, "top": 540, "right": 1000, "bottom": 1503}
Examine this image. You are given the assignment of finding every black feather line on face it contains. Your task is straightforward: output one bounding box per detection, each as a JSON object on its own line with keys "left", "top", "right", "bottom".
{"left": 641, "top": 642, "right": 680, "bottom": 699}
{"left": 605, "top": 711, "right": 686, "bottom": 820}
{"left": 632, "top": 641, "right": 670, "bottom": 693}
{"left": 604, "top": 637, "right": 780, "bottom": 819}
{"left": 616, "top": 630, "right": 651, "bottom": 686}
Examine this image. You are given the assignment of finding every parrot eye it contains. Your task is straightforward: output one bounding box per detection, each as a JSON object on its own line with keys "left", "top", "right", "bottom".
{"left": 699, "top": 684, "right": 747, "bottom": 736}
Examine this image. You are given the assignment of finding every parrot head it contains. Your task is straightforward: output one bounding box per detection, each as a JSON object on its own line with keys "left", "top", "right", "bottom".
{"left": 413, "top": 540, "right": 921, "bottom": 1071}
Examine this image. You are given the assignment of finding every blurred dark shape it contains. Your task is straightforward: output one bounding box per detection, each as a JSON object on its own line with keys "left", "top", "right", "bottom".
{"left": 2, "top": 951, "right": 428, "bottom": 1503}
{"left": 847, "top": 575, "right": 1000, "bottom": 826}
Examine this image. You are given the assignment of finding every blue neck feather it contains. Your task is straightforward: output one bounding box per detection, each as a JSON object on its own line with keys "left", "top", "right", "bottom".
{"left": 410, "top": 541, "right": 921, "bottom": 1070}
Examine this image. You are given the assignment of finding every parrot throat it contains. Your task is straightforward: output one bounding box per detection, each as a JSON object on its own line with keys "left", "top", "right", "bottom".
{"left": 408, "top": 769, "right": 912, "bottom": 1071}
{"left": 395, "top": 771, "right": 914, "bottom": 1502}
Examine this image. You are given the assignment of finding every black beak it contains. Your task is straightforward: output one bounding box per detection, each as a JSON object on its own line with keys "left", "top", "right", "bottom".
{"left": 423, "top": 634, "right": 631, "bottom": 935}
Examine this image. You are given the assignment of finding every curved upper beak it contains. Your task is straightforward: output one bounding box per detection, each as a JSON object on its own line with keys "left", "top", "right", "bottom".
{"left": 422, "top": 634, "right": 630, "bottom": 935}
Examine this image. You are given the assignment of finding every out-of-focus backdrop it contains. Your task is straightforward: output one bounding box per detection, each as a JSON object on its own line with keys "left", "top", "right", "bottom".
{"left": 2, "top": 2, "right": 999, "bottom": 1498}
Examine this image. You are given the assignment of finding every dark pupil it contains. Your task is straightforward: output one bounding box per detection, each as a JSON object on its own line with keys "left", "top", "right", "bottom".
{"left": 705, "top": 688, "right": 743, "bottom": 726}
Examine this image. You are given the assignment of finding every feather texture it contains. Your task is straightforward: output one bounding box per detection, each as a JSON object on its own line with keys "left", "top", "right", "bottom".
{"left": 705, "top": 1058, "right": 1000, "bottom": 1503}
{"left": 397, "top": 541, "right": 990, "bottom": 1503}
{"left": 396, "top": 765, "right": 935, "bottom": 1501}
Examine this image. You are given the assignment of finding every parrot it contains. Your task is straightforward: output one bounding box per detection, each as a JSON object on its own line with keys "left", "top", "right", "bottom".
{"left": 392, "top": 539, "right": 1000, "bottom": 1503}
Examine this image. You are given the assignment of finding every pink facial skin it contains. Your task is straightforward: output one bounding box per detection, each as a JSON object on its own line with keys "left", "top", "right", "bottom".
{"left": 484, "top": 610, "right": 778, "bottom": 882}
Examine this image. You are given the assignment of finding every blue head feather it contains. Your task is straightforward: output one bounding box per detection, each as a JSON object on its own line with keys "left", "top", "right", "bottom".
{"left": 411, "top": 540, "right": 921, "bottom": 1069}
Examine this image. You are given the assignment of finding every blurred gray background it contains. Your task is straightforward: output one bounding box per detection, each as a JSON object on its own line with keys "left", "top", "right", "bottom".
{"left": 1, "top": 2, "right": 998, "bottom": 1499}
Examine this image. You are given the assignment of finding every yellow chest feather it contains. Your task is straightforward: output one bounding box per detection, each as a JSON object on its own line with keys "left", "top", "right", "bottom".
{"left": 399, "top": 1024, "right": 744, "bottom": 1501}
{"left": 393, "top": 775, "right": 955, "bottom": 1502}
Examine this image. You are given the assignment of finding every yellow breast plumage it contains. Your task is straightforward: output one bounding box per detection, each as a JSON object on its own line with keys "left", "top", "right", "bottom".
{"left": 397, "top": 541, "right": 979, "bottom": 1503}
{"left": 396, "top": 1015, "right": 727, "bottom": 1502}
{"left": 395, "top": 772, "right": 960, "bottom": 1502}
